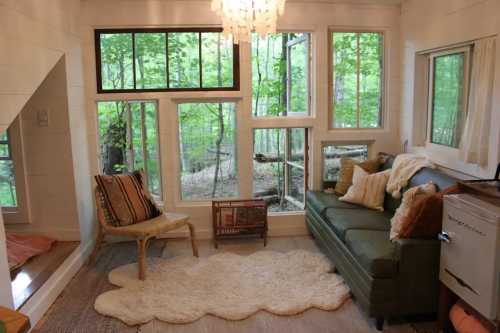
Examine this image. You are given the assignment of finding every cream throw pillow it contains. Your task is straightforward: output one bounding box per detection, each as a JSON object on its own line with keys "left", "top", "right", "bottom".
{"left": 339, "top": 166, "right": 391, "bottom": 211}
{"left": 389, "top": 182, "right": 436, "bottom": 240}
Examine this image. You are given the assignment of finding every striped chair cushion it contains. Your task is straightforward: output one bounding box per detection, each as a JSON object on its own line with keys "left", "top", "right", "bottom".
{"left": 95, "top": 173, "right": 161, "bottom": 227}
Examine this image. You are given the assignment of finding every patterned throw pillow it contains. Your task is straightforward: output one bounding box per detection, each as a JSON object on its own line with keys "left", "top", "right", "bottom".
{"left": 95, "top": 173, "right": 161, "bottom": 227}
{"left": 389, "top": 182, "right": 436, "bottom": 240}
{"left": 339, "top": 166, "right": 391, "bottom": 211}
{"left": 334, "top": 157, "right": 381, "bottom": 195}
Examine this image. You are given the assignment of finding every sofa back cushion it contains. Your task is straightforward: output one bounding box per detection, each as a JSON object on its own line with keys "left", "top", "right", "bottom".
{"left": 408, "top": 168, "right": 457, "bottom": 191}
{"left": 379, "top": 154, "right": 457, "bottom": 214}
{"left": 379, "top": 154, "right": 402, "bottom": 213}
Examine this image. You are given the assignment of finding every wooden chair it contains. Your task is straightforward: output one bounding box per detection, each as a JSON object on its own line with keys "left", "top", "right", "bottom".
{"left": 90, "top": 187, "right": 198, "bottom": 280}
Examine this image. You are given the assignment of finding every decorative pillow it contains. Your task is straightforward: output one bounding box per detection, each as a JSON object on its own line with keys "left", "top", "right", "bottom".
{"left": 399, "top": 185, "right": 460, "bottom": 239}
{"left": 95, "top": 173, "right": 161, "bottom": 227}
{"left": 390, "top": 182, "right": 437, "bottom": 240}
{"left": 334, "top": 157, "right": 381, "bottom": 195}
{"left": 339, "top": 166, "right": 391, "bottom": 211}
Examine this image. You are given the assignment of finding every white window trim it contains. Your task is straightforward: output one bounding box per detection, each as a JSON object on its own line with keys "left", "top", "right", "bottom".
{"left": 2, "top": 116, "right": 31, "bottom": 224}
{"left": 426, "top": 46, "right": 471, "bottom": 150}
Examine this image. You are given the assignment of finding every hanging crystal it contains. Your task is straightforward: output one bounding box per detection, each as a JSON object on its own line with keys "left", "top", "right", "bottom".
{"left": 211, "top": 0, "right": 286, "bottom": 44}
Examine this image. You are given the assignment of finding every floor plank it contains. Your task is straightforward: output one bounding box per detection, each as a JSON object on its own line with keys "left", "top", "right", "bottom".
{"left": 33, "top": 236, "right": 422, "bottom": 333}
{"left": 11, "top": 241, "right": 79, "bottom": 310}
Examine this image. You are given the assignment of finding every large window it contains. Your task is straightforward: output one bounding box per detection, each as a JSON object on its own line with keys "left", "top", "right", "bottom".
{"left": 331, "top": 32, "right": 383, "bottom": 128}
{"left": 96, "top": 29, "right": 239, "bottom": 93}
{"left": 252, "top": 33, "right": 311, "bottom": 117}
{"left": 253, "top": 128, "right": 308, "bottom": 212}
{"left": 0, "top": 132, "right": 17, "bottom": 207}
{"left": 428, "top": 48, "right": 470, "bottom": 148}
{"left": 97, "top": 100, "right": 162, "bottom": 199}
{"left": 178, "top": 102, "right": 237, "bottom": 200}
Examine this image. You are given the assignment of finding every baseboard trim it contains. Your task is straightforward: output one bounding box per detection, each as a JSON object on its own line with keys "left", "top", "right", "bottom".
{"left": 20, "top": 239, "right": 94, "bottom": 331}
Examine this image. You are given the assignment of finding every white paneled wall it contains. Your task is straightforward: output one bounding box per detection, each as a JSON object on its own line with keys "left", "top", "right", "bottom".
{"left": 400, "top": 0, "right": 500, "bottom": 178}
{"left": 0, "top": 0, "right": 94, "bottom": 317}
{"left": 6, "top": 59, "right": 81, "bottom": 240}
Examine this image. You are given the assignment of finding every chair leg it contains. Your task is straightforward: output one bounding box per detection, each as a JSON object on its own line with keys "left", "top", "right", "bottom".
{"left": 187, "top": 223, "right": 199, "bottom": 257}
{"left": 137, "top": 239, "right": 147, "bottom": 280}
{"left": 88, "top": 226, "right": 104, "bottom": 265}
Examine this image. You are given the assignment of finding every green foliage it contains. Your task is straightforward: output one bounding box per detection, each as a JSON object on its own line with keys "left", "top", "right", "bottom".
{"left": 332, "top": 32, "right": 382, "bottom": 128}
{"left": 100, "top": 33, "right": 134, "bottom": 90}
{"left": 0, "top": 134, "right": 17, "bottom": 207}
{"left": 135, "top": 33, "right": 167, "bottom": 89}
{"left": 97, "top": 101, "right": 162, "bottom": 197}
{"left": 178, "top": 103, "right": 237, "bottom": 199}
{"left": 168, "top": 32, "right": 200, "bottom": 88}
{"left": 252, "top": 33, "right": 310, "bottom": 117}
{"left": 431, "top": 53, "right": 465, "bottom": 148}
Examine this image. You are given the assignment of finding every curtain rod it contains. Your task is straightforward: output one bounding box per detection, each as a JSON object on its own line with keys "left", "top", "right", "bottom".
{"left": 417, "top": 33, "right": 497, "bottom": 55}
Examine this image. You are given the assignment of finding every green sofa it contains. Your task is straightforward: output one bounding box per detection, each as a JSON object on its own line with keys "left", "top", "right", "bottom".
{"left": 306, "top": 155, "right": 457, "bottom": 330}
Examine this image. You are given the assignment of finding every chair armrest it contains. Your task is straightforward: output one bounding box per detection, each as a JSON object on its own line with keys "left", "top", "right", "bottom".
{"left": 394, "top": 238, "right": 442, "bottom": 313}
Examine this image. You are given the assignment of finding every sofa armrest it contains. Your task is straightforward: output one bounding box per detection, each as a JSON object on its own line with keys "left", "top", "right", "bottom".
{"left": 394, "top": 238, "right": 442, "bottom": 313}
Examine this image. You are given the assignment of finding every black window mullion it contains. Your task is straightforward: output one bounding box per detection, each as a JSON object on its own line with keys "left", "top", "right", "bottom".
{"left": 166, "top": 32, "right": 170, "bottom": 89}
{"left": 199, "top": 32, "right": 203, "bottom": 88}
{"left": 95, "top": 28, "right": 240, "bottom": 93}
{"left": 132, "top": 32, "right": 137, "bottom": 90}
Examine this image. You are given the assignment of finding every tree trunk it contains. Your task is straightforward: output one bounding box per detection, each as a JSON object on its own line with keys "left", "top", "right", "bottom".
{"left": 281, "top": 34, "right": 288, "bottom": 116}
{"left": 254, "top": 37, "right": 262, "bottom": 117}
{"left": 212, "top": 35, "right": 224, "bottom": 197}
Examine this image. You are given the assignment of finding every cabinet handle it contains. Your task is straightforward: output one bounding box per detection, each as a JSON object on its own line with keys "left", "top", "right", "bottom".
{"left": 438, "top": 231, "right": 452, "bottom": 243}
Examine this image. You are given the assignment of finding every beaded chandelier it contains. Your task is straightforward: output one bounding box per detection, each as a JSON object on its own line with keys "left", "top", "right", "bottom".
{"left": 211, "top": 0, "right": 286, "bottom": 44}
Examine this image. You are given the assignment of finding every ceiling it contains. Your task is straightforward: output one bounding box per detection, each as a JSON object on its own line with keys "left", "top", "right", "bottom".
{"left": 83, "top": 0, "right": 402, "bottom": 4}
{"left": 289, "top": 0, "right": 401, "bottom": 3}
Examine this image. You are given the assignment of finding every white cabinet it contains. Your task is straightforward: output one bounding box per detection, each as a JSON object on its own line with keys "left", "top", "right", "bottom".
{"left": 440, "top": 194, "right": 500, "bottom": 321}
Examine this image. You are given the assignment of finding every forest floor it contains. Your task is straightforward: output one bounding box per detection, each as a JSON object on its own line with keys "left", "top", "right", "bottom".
{"left": 181, "top": 159, "right": 302, "bottom": 212}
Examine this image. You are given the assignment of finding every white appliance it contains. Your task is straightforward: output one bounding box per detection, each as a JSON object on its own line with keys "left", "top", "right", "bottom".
{"left": 440, "top": 193, "right": 500, "bottom": 321}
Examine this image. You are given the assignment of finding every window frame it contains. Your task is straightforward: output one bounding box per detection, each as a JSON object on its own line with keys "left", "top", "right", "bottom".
{"left": 426, "top": 46, "right": 471, "bottom": 149}
{"left": 96, "top": 99, "right": 163, "bottom": 200}
{"left": 95, "top": 28, "right": 240, "bottom": 93}
{"left": 320, "top": 141, "right": 372, "bottom": 189}
{"left": 175, "top": 101, "right": 240, "bottom": 202}
{"left": 329, "top": 30, "right": 385, "bottom": 129}
{"left": 286, "top": 34, "right": 312, "bottom": 117}
{"left": 283, "top": 128, "right": 309, "bottom": 209}
{"left": 252, "top": 127, "right": 310, "bottom": 212}
{"left": 251, "top": 31, "right": 313, "bottom": 118}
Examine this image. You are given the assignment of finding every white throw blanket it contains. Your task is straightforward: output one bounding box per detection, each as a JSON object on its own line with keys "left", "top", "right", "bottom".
{"left": 386, "top": 154, "right": 435, "bottom": 198}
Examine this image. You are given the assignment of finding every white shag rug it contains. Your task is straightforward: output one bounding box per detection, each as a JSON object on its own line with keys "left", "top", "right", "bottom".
{"left": 94, "top": 250, "right": 351, "bottom": 326}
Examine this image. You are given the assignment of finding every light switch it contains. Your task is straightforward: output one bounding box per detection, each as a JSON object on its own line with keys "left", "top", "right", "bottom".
{"left": 37, "top": 109, "right": 49, "bottom": 127}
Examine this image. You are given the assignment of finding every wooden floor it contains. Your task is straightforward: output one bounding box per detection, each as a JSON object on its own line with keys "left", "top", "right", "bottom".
{"left": 11, "top": 241, "right": 79, "bottom": 309}
{"left": 33, "top": 237, "right": 430, "bottom": 333}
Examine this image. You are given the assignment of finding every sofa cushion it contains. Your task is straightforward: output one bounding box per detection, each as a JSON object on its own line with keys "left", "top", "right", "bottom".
{"left": 345, "top": 230, "right": 398, "bottom": 278}
{"left": 306, "top": 191, "right": 358, "bottom": 216}
{"left": 408, "top": 168, "right": 457, "bottom": 191}
{"left": 324, "top": 208, "right": 392, "bottom": 242}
